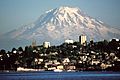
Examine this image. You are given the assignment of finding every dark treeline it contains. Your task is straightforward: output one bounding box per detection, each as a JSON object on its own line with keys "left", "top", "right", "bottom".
{"left": 0, "top": 38, "right": 120, "bottom": 71}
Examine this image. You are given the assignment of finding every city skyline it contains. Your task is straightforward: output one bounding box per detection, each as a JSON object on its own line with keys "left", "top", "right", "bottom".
{"left": 0, "top": 0, "right": 120, "bottom": 34}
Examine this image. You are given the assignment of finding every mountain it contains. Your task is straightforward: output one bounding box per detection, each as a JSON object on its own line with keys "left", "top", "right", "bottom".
{"left": 0, "top": 6, "right": 120, "bottom": 50}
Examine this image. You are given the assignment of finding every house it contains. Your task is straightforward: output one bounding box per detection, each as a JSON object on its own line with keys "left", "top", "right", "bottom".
{"left": 44, "top": 61, "right": 53, "bottom": 68}
{"left": 48, "top": 67, "right": 56, "bottom": 71}
{"left": 71, "top": 60, "right": 77, "bottom": 64}
{"left": 91, "top": 60, "right": 100, "bottom": 65}
{"left": 49, "top": 52, "right": 58, "bottom": 55}
{"left": 54, "top": 61, "right": 61, "bottom": 65}
{"left": 34, "top": 58, "right": 43, "bottom": 65}
{"left": 100, "top": 63, "right": 112, "bottom": 69}
{"left": 79, "top": 55, "right": 87, "bottom": 61}
{"left": 62, "top": 58, "right": 70, "bottom": 65}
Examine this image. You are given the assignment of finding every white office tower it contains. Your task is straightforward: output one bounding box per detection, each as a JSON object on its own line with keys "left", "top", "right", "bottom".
{"left": 43, "top": 42, "right": 50, "bottom": 48}
{"left": 65, "top": 39, "right": 74, "bottom": 44}
{"left": 79, "top": 34, "right": 87, "bottom": 45}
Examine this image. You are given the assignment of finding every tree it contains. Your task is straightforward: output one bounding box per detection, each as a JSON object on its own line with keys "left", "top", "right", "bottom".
{"left": 0, "top": 49, "right": 6, "bottom": 55}
{"left": 18, "top": 47, "right": 23, "bottom": 52}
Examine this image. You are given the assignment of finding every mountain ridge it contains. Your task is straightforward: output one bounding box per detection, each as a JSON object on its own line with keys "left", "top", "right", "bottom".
{"left": 0, "top": 6, "right": 120, "bottom": 50}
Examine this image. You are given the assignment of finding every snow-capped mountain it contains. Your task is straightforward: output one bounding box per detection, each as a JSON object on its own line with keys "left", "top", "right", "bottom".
{"left": 0, "top": 6, "right": 120, "bottom": 50}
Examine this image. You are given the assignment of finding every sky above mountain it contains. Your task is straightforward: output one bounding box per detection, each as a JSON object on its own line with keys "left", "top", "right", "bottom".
{"left": 0, "top": 0, "right": 120, "bottom": 34}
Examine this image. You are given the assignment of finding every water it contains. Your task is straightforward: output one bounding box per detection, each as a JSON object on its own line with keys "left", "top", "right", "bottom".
{"left": 0, "top": 71, "right": 120, "bottom": 80}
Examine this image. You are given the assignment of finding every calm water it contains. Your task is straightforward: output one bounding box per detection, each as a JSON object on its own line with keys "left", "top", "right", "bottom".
{"left": 0, "top": 71, "right": 120, "bottom": 80}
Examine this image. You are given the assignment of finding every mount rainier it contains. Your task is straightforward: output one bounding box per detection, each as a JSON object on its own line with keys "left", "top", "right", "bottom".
{"left": 0, "top": 6, "right": 120, "bottom": 50}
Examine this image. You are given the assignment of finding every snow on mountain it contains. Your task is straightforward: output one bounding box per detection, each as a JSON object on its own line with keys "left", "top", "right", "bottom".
{"left": 0, "top": 6, "right": 120, "bottom": 50}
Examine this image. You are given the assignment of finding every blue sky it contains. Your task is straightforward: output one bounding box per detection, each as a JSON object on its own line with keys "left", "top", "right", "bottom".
{"left": 0, "top": 0, "right": 120, "bottom": 34}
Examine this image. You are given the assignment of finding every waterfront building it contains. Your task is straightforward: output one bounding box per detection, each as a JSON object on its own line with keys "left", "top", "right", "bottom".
{"left": 91, "top": 60, "right": 100, "bottom": 65}
{"left": 63, "top": 58, "right": 70, "bottom": 63}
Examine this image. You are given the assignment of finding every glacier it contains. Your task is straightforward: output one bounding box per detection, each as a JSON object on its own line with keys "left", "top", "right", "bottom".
{"left": 0, "top": 6, "right": 120, "bottom": 50}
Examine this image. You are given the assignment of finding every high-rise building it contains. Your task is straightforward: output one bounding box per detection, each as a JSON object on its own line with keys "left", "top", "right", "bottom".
{"left": 43, "top": 41, "right": 50, "bottom": 48}
{"left": 79, "top": 34, "right": 87, "bottom": 45}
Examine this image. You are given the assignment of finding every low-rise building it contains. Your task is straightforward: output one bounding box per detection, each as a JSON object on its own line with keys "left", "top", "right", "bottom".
{"left": 57, "top": 65, "right": 64, "bottom": 70}
{"left": 65, "top": 39, "right": 74, "bottom": 44}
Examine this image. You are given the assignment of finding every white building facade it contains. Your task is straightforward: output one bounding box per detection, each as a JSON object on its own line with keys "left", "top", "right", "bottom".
{"left": 43, "top": 41, "right": 50, "bottom": 48}
{"left": 79, "top": 35, "right": 87, "bottom": 45}
{"left": 65, "top": 39, "right": 74, "bottom": 44}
